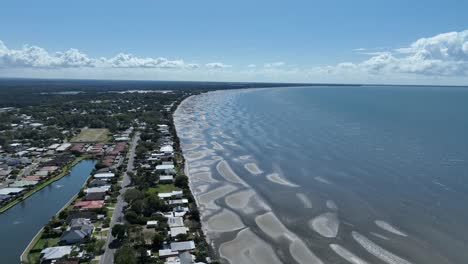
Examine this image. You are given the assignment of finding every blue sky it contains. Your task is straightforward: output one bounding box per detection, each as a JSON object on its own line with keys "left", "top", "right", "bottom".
{"left": 1, "top": 0, "right": 468, "bottom": 84}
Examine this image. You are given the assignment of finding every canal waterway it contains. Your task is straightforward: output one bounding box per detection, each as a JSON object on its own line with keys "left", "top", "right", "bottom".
{"left": 0, "top": 159, "right": 96, "bottom": 263}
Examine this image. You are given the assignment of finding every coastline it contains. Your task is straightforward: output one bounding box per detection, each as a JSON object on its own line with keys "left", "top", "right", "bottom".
{"left": 171, "top": 93, "right": 220, "bottom": 261}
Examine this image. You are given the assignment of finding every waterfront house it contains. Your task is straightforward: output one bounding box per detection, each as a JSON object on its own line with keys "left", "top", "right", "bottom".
{"left": 66, "top": 211, "right": 98, "bottom": 223}
{"left": 93, "top": 172, "right": 115, "bottom": 180}
{"left": 167, "top": 216, "right": 184, "bottom": 228}
{"left": 88, "top": 179, "right": 108, "bottom": 188}
{"left": 60, "top": 218, "right": 94, "bottom": 244}
{"left": 170, "top": 226, "right": 188, "bottom": 238}
{"left": 9, "top": 180, "right": 38, "bottom": 188}
{"left": 0, "top": 187, "right": 25, "bottom": 195}
{"left": 84, "top": 186, "right": 111, "bottom": 194}
{"left": 155, "top": 164, "right": 175, "bottom": 174}
{"left": 158, "top": 249, "right": 179, "bottom": 259}
{"left": 23, "top": 175, "right": 44, "bottom": 181}
{"left": 74, "top": 200, "right": 105, "bottom": 210}
{"left": 170, "top": 241, "right": 195, "bottom": 252}
{"left": 83, "top": 192, "right": 106, "bottom": 201}
{"left": 34, "top": 170, "right": 50, "bottom": 177}
{"left": 40, "top": 246, "right": 74, "bottom": 262}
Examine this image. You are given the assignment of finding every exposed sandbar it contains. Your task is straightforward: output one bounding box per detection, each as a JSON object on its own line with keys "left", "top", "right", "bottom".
{"left": 197, "top": 184, "right": 237, "bottom": 210}
{"left": 244, "top": 163, "right": 263, "bottom": 175}
{"left": 352, "top": 231, "right": 413, "bottom": 264}
{"left": 191, "top": 171, "right": 217, "bottom": 183}
{"left": 267, "top": 173, "right": 299, "bottom": 187}
{"left": 217, "top": 160, "right": 248, "bottom": 186}
{"left": 330, "top": 244, "right": 369, "bottom": 264}
{"left": 309, "top": 212, "right": 340, "bottom": 238}
{"left": 290, "top": 240, "right": 324, "bottom": 264}
{"left": 206, "top": 209, "right": 245, "bottom": 232}
{"left": 219, "top": 228, "right": 283, "bottom": 264}
{"left": 375, "top": 220, "right": 407, "bottom": 237}
{"left": 225, "top": 189, "right": 255, "bottom": 209}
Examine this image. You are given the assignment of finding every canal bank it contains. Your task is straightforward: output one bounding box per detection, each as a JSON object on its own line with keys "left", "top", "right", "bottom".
{"left": 0, "top": 159, "right": 96, "bottom": 264}
{"left": 0, "top": 156, "right": 91, "bottom": 214}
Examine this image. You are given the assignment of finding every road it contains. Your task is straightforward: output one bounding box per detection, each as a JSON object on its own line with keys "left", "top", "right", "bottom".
{"left": 100, "top": 132, "right": 140, "bottom": 264}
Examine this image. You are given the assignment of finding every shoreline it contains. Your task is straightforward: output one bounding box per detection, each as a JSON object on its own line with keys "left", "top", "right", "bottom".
{"left": 171, "top": 93, "right": 220, "bottom": 261}
{"left": 0, "top": 155, "right": 91, "bottom": 214}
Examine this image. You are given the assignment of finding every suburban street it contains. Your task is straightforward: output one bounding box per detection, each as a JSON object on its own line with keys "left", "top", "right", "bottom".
{"left": 100, "top": 132, "right": 140, "bottom": 264}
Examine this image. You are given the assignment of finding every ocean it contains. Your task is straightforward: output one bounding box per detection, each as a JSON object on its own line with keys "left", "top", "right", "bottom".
{"left": 174, "top": 86, "right": 468, "bottom": 264}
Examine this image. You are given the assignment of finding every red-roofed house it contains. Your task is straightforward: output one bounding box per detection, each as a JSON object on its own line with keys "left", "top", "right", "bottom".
{"left": 23, "top": 176, "right": 44, "bottom": 181}
{"left": 74, "top": 200, "right": 104, "bottom": 210}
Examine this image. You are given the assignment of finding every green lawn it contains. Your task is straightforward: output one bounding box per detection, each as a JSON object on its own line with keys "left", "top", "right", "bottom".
{"left": 27, "top": 237, "right": 60, "bottom": 264}
{"left": 147, "top": 184, "right": 179, "bottom": 194}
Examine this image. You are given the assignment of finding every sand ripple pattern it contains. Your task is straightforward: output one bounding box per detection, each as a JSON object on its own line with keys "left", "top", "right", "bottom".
{"left": 173, "top": 90, "right": 426, "bottom": 264}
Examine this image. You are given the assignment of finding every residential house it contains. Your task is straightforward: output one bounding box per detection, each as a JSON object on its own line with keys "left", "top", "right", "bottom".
{"left": 40, "top": 246, "right": 73, "bottom": 262}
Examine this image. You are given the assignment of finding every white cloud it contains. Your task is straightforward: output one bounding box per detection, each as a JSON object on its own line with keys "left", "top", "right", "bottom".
{"left": 264, "top": 61, "right": 285, "bottom": 68}
{"left": 205, "top": 62, "right": 232, "bottom": 69}
{"left": 0, "top": 40, "right": 199, "bottom": 70}
{"left": 330, "top": 30, "right": 468, "bottom": 76}
{"left": 1, "top": 30, "right": 468, "bottom": 84}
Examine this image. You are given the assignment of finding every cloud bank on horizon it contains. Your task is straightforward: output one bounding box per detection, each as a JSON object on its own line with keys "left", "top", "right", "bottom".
{"left": 1, "top": 30, "right": 467, "bottom": 84}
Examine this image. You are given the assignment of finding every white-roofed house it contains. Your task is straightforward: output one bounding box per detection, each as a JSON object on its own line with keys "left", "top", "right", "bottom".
{"left": 170, "top": 226, "right": 188, "bottom": 237}
{"left": 170, "top": 241, "right": 195, "bottom": 252}
{"left": 56, "top": 143, "right": 72, "bottom": 152}
{"left": 93, "top": 172, "right": 115, "bottom": 180}
{"left": 155, "top": 164, "right": 175, "bottom": 174}
{"left": 40, "top": 246, "right": 73, "bottom": 261}
{"left": 167, "top": 216, "right": 184, "bottom": 228}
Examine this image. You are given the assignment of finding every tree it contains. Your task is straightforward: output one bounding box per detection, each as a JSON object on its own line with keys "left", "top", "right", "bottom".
{"left": 174, "top": 175, "right": 189, "bottom": 188}
{"left": 112, "top": 224, "right": 127, "bottom": 241}
{"left": 152, "top": 232, "right": 165, "bottom": 249}
{"left": 115, "top": 245, "right": 137, "bottom": 264}
{"left": 124, "top": 189, "right": 144, "bottom": 203}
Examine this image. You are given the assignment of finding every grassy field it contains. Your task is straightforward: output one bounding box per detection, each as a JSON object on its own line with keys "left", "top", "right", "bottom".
{"left": 71, "top": 128, "right": 110, "bottom": 143}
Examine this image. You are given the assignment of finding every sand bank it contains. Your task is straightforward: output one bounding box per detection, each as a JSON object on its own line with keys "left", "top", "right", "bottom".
{"left": 225, "top": 190, "right": 255, "bottom": 209}
{"left": 244, "top": 163, "right": 263, "bottom": 175}
{"left": 375, "top": 220, "right": 407, "bottom": 237}
{"left": 330, "top": 244, "right": 369, "bottom": 264}
{"left": 352, "top": 231, "right": 413, "bottom": 264}
{"left": 309, "top": 212, "right": 340, "bottom": 238}
{"left": 267, "top": 173, "right": 299, "bottom": 187}
{"left": 206, "top": 209, "right": 245, "bottom": 232}
{"left": 219, "top": 228, "right": 282, "bottom": 264}
{"left": 197, "top": 184, "right": 237, "bottom": 210}
{"left": 216, "top": 160, "right": 248, "bottom": 186}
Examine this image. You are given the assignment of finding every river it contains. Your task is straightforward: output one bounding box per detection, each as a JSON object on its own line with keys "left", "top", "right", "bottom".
{"left": 0, "top": 159, "right": 96, "bottom": 263}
